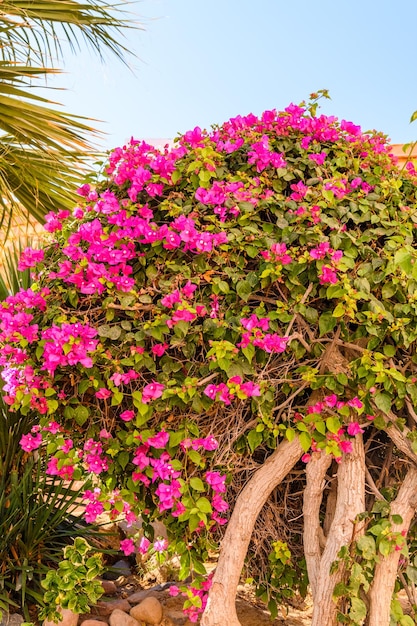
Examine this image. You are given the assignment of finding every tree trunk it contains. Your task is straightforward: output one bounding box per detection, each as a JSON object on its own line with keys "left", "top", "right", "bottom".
{"left": 303, "top": 452, "right": 333, "bottom": 597}
{"left": 310, "top": 435, "right": 365, "bottom": 626}
{"left": 367, "top": 466, "right": 417, "bottom": 626}
{"left": 201, "top": 437, "right": 303, "bottom": 626}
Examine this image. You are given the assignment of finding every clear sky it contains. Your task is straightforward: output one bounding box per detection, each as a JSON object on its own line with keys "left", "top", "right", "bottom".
{"left": 50, "top": 0, "right": 417, "bottom": 151}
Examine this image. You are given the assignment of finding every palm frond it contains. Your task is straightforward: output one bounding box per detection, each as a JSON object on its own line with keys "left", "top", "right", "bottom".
{"left": 0, "top": 0, "right": 136, "bottom": 66}
{"left": 0, "top": 234, "right": 35, "bottom": 297}
{"left": 0, "top": 61, "right": 103, "bottom": 224}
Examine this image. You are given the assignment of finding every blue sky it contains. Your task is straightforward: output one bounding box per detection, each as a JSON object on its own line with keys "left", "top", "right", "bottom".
{"left": 50, "top": 0, "right": 417, "bottom": 150}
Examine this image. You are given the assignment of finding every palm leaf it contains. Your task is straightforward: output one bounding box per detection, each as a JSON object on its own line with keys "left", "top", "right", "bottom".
{"left": 0, "top": 1, "right": 138, "bottom": 238}
{"left": 0, "top": 0, "right": 135, "bottom": 65}
{"left": 0, "top": 234, "right": 35, "bottom": 297}
{"left": 0, "top": 61, "right": 102, "bottom": 224}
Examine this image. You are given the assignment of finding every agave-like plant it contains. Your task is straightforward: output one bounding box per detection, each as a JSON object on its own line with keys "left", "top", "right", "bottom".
{"left": 0, "top": 236, "right": 32, "bottom": 298}
{"left": 0, "top": 0, "right": 136, "bottom": 238}
{"left": 0, "top": 393, "right": 108, "bottom": 620}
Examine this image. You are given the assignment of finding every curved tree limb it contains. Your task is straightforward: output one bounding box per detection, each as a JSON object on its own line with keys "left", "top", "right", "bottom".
{"left": 383, "top": 410, "right": 417, "bottom": 466}
{"left": 201, "top": 437, "right": 303, "bottom": 626}
{"left": 303, "top": 451, "right": 333, "bottom": 597}
{"left": 367, "top": 466, "right": 417, "bottom": 626}
{"left": 311, "top": 435, "right": 365, "bottom": 626}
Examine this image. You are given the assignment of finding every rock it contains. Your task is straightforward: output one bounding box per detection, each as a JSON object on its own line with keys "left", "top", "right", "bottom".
{"left": 80, "top": 621, "right": 108, "bottom": 626}
{"left": 161, "top": 612, "right": 186, "bottom": 626}
{"left": 0, "top": 615, "right": 24, "bottom": 626}
{"left": 130, "top": 597, "right": 163, "bottom": 625}
{"left": 104, "top": 559, "right": 132, "bottom": 580}
{"left": 100, "top": 580, "right": 118, "bottom": 595}
{"left": 126, "top": 589, "right": 161, "bottom": 604}
{"left": 109, "top": 610, "right": 140, "bottom": 626}
{"left": 93, "top": 599, "right": 131, "bottom": 617}
{"left": 43, "top": 608, "right": 79, "bottom": 626}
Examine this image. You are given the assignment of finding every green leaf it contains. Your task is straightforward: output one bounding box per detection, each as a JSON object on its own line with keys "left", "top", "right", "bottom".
{"left": 374, "top": 392, "right": 392, "bottom": 414}
{"left": 247, "top": 429, "right": 263, "bottom": 452}
{"left": 188, "top": 449, "right": 203, "bottom": 466}
{"left": 196, "top": 497, "right": 212, "bottom": 514}
{"left": 348, "top": 597, "right": 367, "bottom": 622}
{"left": 391, "top": 514, "right": 403, "bottom": 525}
{"left": 97, "top": 325, "right": 122, "bottom": 340}
{"left": 379, "top": 538, "right": 392, "bottom": 556}
{"left": 236, "top": 280, "right": 252, "bottom": 302}
{"left": 285, "top": 428, "right": 295, "bottom": 442}
{"left": 242, "top": 343, "right": 255, "bottom": 363}
{"left": 118, "top": 450, "right": 129, "bottom": 470}
{"left": 332, "top": 303, "right": 345, "bottom": 318}
{"left": 356, "top": 535, "right": 376, "bottom": 559}
{"left": 74, "top": 405, "right": 89, "bottom": 426}
{"left": 319, "top": 311, "right": 337, "bottom": 336}
{"left": 326, "top": 416, "right": 341, "bottom": 434}
{"left": 299, "top": 431, "right": 312, "bottom": 452}
{"left": 394, "top": 248, "right": 413, "bottom": 276}
{"left": 190, "top": 477, "right": 205, "bottom": 492}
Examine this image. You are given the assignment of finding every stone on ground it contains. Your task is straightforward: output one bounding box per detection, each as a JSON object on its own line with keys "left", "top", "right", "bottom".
{"left": 130, "top": 597, "right": 163, "bottom": 625}
{"left": 109, "top": 609, "right": 140, "bottom": 626}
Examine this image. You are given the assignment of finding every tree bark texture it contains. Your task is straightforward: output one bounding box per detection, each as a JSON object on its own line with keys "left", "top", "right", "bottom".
{"left": 201, "top": 437, "right": 303, "bottom": 626}
{"left": 367, "top": 466, "right": 417, "bottom": 626}
{"left": 310, "top": 435, "right": 365, "bottom": 626}
{"left": 303, "top": 452, "right": 333, "bottom": 597}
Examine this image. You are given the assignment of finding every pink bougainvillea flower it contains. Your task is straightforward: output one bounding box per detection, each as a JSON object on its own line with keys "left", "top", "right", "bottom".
{"left": 324, "top": 394, "right": 338, "bottom": 408}
{"left": 204, "top": 384, "right": 218, "bottom": 400}
{"left": 181, "top": 281, "right": 198, "bottom": 298}
{"left": 18, "top": 247, "right": 45, "bottom": 271}
{"left": 60, "top": 439, "right": 73, "bottom": 453}
{"left": 120, "top": 538, "right": 135, "bottom": 556}
{"left": 95, "top": 388, "right": 112, "bottom": 399}
{"left": 212, "top": 494, "right": 229, "bottom": 513}
{"left": 153, "top": 538, "right": 168, "bottom": 553}
{"left": 240, "top": 381, "right": 261, "bottom": 397}
{"left": 205, "top": 471, "right": 226, "bottom": 493}
{"left": 84, "top": 500, "right": 104, "bottom": 523}
{"left": 120, "top": 410, "right": 135, "bottom": 422}
{"left": 347, "top": 397, "right": 363, "bottom": 409}
{"left": 43, "top": 421, "right": 61, "bottom": 434}
{"left": 141, "top": 381, "right": 164, "bottom": 403}
{"left": 339, "top": 440, "right": 353, "bottom": 454}
{"left": 152, "top": 343, "right": 169, "bottom": 357}
{"left": 147, "top": 430, "right": 169, "bottom": 448}
{"left": 20, "top": 432, "right": 42, "bottom": 452}
{"left": 319, "top": 266, "right": 338, "bottom": 285}
{"left": 138, "top": 536, "right": 151, "bottom": 554}
{"left": 347, "top": 422, "right": 365, "bottom": 436}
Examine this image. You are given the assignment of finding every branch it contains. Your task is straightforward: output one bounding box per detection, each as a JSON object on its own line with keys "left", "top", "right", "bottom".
{"left": 303, "top": 452, "right": 333, "bottom": 597}
{"left": 365, "top": 465, "right": 386, "bottom": 501}
{"left": 382, "top": 411, "right": 417, "bottom": 466}
{"left": 201, "top": 436, "right": 303, "bottom": 626}
{"left": 285, "top": 282, "right": 313, "bottom": 336}
{"left": 368, "top": 466, "right": 417, "bottom": 626}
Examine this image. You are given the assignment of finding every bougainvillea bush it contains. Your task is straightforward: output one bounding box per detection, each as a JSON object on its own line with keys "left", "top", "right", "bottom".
{"left": 3, "top": 93, "right": 417, "bottom": 625}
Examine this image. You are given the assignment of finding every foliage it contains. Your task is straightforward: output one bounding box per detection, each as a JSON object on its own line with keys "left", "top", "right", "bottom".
{"left": 0, "top": 0, "right": 136, "bottom": 235}
{"left": 39, "top": 538, "right": 104, "bottom": 622}
{"left": 0, "top": 394, "right": 104, "bottom": 621}
{"left": 3, "top": 93, "right": 417, "bottom": 621}
{"left": 0, "top": 238, "right": 32, "bottom": 299}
